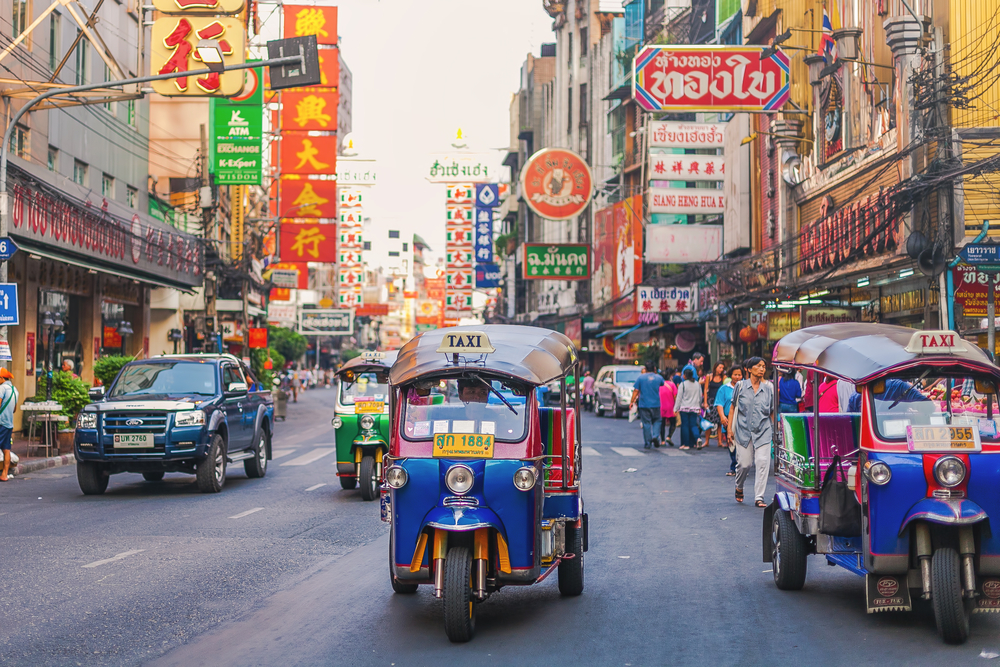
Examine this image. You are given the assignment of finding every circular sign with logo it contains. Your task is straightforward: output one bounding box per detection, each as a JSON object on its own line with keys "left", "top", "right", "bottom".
{"left": 984, "top": 579, "right": 1000, "bottom": 599}
{"left": 519, "top": 148, "right": 593, "bottom": 221}
{"left": 231, "top": 68, "right": 261, "bottom": 103}
{"left": 877, "top": 577, "right": 899, "bottom": 598}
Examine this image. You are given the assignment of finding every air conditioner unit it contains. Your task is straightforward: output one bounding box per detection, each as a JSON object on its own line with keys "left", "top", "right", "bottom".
{"left": 586, "top": 339, "right": 602, "bottom": 352}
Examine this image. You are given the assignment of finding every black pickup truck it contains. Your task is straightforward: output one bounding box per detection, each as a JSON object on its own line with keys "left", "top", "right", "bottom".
{"left": 74, "top": 353, "right": 274, "bottom": 495}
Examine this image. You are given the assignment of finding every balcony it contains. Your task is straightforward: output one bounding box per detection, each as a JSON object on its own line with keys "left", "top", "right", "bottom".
{"left": 543, "top": 0, "right": 565, "bottom": 18}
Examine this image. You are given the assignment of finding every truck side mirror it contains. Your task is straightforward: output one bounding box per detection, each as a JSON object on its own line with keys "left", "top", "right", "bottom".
{"left": 88, "top": 386, "right": 105, "bottom": 401}
{"left": 226, "top": 382, "right": 248, "bottom": 395}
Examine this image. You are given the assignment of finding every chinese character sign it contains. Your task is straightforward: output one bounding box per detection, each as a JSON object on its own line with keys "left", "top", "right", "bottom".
{"left": 150, "top": 17, "right": 246, "bottom": 97}
{"left": 649, "top": 155, "right": 726, "bottom": 182}
{"left": 474, "top": 208, "right": 493, "bottom": 263}
{"left": 283, "top": 5, "right": 337, "bottom": 45}
{"left": 280, "top": 91, "right": 339, "bottom": 130}
{"left": 279, "top": 178, "right": 337, "bottom": 218}
{"left": 281, "top": 133, "right": 338, "bottom": 176}
{"left": 152, "top": 0, "right": 246, "bottom": 13}
{"left": 279, "top": 222, "right": 336, "bottom": 262}
{"left": 636, "top": 285, "right": 695, "bottom": 314}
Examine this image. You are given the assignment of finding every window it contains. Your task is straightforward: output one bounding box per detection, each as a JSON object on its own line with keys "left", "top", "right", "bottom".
{"left": 102, "top": 173, "right": 114, "bottom": 198}
{"left": 127, "top": 186, "right": 137, "bottom": 208}
{"left": 567, "top": 87, "right": 573, "bottom": 132}
{"left": 363, "top": 241, "right": 371, "bottom": 251}
{"left": 47, "top": 146, "right": 58, "bottom": 171}
{"left": 103, "top": 66, "right": 117, "bottom": 114}
{"left": 567, "top": 33, "right": 573, "bottom": 68}
{"left": 73, "top": 160, "right": 88, "bottom": 186}
{"left": 579, "top": 83, "right": 588, "bottom": 126}
{"left": 126, "top": 99, "right": 136, "bottom": 127}
{"left": 388, "top": 230, "right": 400, "bottom": 239}
{"left": 388, "top": 251, "right": 400, "bottom": 257}
{"left": 74, "top": 33, "right": 88, "bottom": 85}
{"left": 48, "top": 13, "right": 60, "bottom": 70}
{"left": 13, "top": 0, "right": 30, "bottom": 42}
{"left": 579, "top": 27, "right": 588, "bottom": 59}
{"left": 402, "top": 243, "right": 408, "bottom": 252}
{"left": 8, "top": 126, "right": 28, "bottom": 159}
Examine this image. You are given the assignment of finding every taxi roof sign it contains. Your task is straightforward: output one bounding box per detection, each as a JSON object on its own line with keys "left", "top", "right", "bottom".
{"left": 904, "top": 330, "right": 965, "bottom": 354}
{"left": 362, "top": 351, "right": 386, "bottom": 361}
{"left": 436, "top": 331, "right": 495, "bottom": 355}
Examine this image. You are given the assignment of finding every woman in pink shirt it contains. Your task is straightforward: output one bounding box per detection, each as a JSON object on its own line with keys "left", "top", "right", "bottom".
{"left": 659, "top": 374, "right": 678, "bottom": 446}
{"left": 818, "top": 375, "right": 840, "bottom": 413}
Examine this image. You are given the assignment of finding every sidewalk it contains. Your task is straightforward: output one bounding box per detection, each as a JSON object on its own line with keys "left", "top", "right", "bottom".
{"left": 8, "top": 433, "right": 75, "bottom": 477}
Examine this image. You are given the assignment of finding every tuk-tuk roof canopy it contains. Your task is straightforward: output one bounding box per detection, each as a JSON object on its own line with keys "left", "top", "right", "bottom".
{"left": 772, "top": 323, "right": 1000, "bottom": 383}
{"left": 390, "top": 325, "right": 577, "bottom": 386}
{"left": 337, "top": 350, "right": 398, "bottom": 377}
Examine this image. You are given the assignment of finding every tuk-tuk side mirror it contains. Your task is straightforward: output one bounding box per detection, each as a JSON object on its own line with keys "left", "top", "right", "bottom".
{"left": 855, "top": 384, "right": 863, "bottom": 394}
{"left": 975, "top": 379, "right": 997, "bottom": 395}
{"left": 872, "top": 380, "right": 885, "bottom": 395}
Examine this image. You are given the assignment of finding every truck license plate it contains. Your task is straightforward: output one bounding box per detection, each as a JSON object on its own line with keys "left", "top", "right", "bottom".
{"left": 114, "top": 433, "right": 152, "bottom": 448}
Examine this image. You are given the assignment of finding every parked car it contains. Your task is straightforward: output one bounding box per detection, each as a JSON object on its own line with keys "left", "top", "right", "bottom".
{"left": 74, "top": 353, "right": 274, "bottom": 495}
{"left": 593, "top": 365, "right": 643, "bottom": 418}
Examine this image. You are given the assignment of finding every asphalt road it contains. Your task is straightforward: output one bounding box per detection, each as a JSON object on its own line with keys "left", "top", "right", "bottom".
{"left": 2, "top": 388, "right": 999, "bottom": 666}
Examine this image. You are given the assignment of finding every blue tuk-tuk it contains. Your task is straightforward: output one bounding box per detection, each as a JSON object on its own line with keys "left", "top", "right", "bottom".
{"left": 767, "top": 324, "right": 1000, "bottom": 644}
{"left": 383, "top": 325, "right": 586, "bottom": 642}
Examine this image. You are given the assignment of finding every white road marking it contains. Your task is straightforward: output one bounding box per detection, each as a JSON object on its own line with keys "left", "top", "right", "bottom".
{"left": 82, "top": 549, "right": 145, "bottom": 569}
{"left": 611, "top": 446, "right": 645, "bottom": 457}
{"left": 659, "top": 449, "right": 687, "bottom": 457}
{"left": 270, "top": 448, "right": 297, "bottom": 460}
{"left": 280, "top": 449, "right": 335, "bottom": 466}
{"left": 305, "top": 483, "right": 327, "bottom": 491}
{"left": 581, "top": 446, "right": 602, "bottom": 457}
{"left": 229, "top": 507, "right": 265, "bottom": 519}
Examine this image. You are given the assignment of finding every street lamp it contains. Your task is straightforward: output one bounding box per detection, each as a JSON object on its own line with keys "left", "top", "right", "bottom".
{"left": 41, "top": 310, "right": 64, "bottom": 401}
{"left": 195, "top": 40, "right": 226, "bottom": 73}
{"left": 117, "top": 320, "right": 133, "bottom": 357}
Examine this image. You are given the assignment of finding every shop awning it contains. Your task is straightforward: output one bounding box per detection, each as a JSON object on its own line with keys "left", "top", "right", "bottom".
{"left": 614, "top": 324, "right": 643, "bottom": 340}
{"left": 18, "top": 241, "right": 197, "bottom": 294}
{"left": 626, "top": 325, "right": 663, "bottom": 343}
{"left": 596, "top": 328, "right": 626, "bottom": 338}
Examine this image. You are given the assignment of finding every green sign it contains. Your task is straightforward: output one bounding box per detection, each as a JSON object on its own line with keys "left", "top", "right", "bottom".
{"left": 415, "top": 323, "right": 437, "bottom": 333}
{"left": 210, "top": 65, "right": 263, "bottom": 185}
{"left": 522, "top": 243, "right": 590, "bottom": 280}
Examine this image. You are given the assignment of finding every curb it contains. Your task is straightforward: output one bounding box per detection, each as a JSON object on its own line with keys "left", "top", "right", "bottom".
{"left": 13, "top": 453, "right": 75, "bottom": 476}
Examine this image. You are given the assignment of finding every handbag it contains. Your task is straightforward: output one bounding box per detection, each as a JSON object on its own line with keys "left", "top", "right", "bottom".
{"left": 818, "top": 455, "right": 862, "bottom": 536}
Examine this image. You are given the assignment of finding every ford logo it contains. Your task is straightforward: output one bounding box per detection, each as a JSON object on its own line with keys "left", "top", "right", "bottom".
{"left": 125, "top": 419, "right": 143, "bottom": 426}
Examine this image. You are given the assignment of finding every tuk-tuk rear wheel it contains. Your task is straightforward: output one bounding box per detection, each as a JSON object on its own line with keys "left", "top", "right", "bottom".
{"left": 772, "top": 509, "right": 807, "bottom": 590}
{"left": 443, "top": 546, "right": 476, "bottom": 642}
{"left": 931, "top": 547, "right": 972, "bottom": 644}
{"left": 359, "top": 456, "right": 378, "bottom": 501}
{"left": 339, "top": 476, "right": 357, "bottom": 490}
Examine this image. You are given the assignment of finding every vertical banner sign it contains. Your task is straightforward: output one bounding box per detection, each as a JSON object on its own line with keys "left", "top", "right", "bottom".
{"left": 25, "top": 331, "right": 34, "bottom": 375}
{"left": 279, "top": 223, "right": 337, "bottom": 263}
{"left": 210, "top": 64, "right": 264, "bottom": 184}
{"left": 474, "top": 207, "right": 493, "bottom": 263}
{"left": 231, "top": 185, "right": 245, "bottom": 261}
{"left": 283, "top": 5, "right": 337, "bottom": 45}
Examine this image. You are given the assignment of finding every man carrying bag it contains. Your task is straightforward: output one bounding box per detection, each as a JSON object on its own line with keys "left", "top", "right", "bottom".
{"left": 727, "top": 357, "right": 774, "bottom": 507}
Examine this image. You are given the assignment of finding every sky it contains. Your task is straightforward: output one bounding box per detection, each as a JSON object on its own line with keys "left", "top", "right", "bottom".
{"left": 323, "top": 0, "right": 556, "bottom": 264}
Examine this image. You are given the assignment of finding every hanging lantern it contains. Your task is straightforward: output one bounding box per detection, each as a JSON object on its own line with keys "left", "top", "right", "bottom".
{"left": 740, "top": 326, "right": 759, "bottom": 343}
{"left": 264, "top": 355, "right": 273, "bottom": 370}
{"left": 757, "top": 322, "right": 768, "bottom": 338}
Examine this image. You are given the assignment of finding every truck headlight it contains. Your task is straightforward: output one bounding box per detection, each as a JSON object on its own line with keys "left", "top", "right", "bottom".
{"left": 445, "top": 464, "right": 474, "bottom": 495}
{"left": 331, "top": 417, "right": 343, "bottom": 429}
{"left": 513, "top": 467, "right": 536, "bottom": 491}
{"left": 77, "top": 412, "right": 97, "bottom": 429}
{"left": 934, "top": 456, "right": 966, "bottom": 488}
{"left": 385, "top": 465, "right": 408, "bottom": 489}
{"left": 359, "top": 415, "right": 375, "bottom": 430}
{"left": 174, "top": 410, "right": 206, "bottom": 427}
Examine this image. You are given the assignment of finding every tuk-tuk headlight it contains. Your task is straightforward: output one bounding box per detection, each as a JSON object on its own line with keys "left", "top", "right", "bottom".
{"left": 360, "top": 415, "right": 376, "bottom": 430}
{"left": 865, "top": 461, "right": 892, "bottom": 486}
{"left": 331, "top": 417, "right": 343, "bottom": 429}
{"left": 445, "top": 464, "right": 474, "bottom": 495}
{"left": 385, "top": 465, "right": 408, "bottom": 489}
{"left": 513, "top": 467, "right": 536, "bottom": 491}
{"left": 934, "top": 456, "right": 966, "bottom": 488}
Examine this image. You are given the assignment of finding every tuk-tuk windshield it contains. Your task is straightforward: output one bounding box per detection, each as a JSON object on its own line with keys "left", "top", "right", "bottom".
{"left": 871, "top": 373, "right": 1000, "bottom": 442}
{"left": 402, "top": 377, "right": 529, "bottom": 442}
{"left": 340, "top": 372, "right": 389, "bottom": 406}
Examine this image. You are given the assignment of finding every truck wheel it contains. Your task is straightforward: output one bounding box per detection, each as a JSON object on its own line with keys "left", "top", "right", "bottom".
{"left": 142, "top": 472, "right": 164, "bottom": 482}
{"left": 558, "top": 522, "right": 585, "bottom": 596}
{"left": 359, "top": 455, "right": 378, "bottom": 501}
{"left": 443, "top": 546, "right": 476, "bottom": 642}
{"left": 772, "top": 509, "right": 808, "bottom": 590}
{"left": 389, "top": 532, "right": 418, "bottom": 594}
{"left": 932, "top": 547, "right": 972, "bottom": 644}
{"left": 244, "top": 430, "right": 268, "bottom": 479}
{"left": 78, "top": 462, "right": 109, "bottom": 495}
{"left": 613, "top": 397, "right": 624, "bottom": 418}
{"left": 339, "top": 476, "right": 357, "bottom": 490}
{"left": 595, "top": 399, "right": 605, "bottom": 417}
{"left": 196, "top": 434, "right": 227, "bottom": 493}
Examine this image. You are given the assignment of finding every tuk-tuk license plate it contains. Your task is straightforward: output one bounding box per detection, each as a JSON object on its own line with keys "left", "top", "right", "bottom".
{"left": 355, "top": 400, "right": 385, "bottom": 414}
{"left": 433, "top": 433, "right": 494, "bottom": 459}
{"left": 113, "top": 433, "right": 152, "bottom": 448}
{"left": 906, "top": 425, "right": 981, "bottom": 452}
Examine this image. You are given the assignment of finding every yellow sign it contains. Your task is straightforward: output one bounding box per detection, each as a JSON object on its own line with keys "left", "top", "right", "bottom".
{"left": 435, "top": 331, "right": 495, "bottom": 355}
{"left": 433, "top": 433, "right": 495, "bottom": 459}
{"left": 150, "top": 17, "right": 246, "bottom": 97}
{"left": 151, "top": 0, "right": 246, "bottom": 14}
{"left": 355, "top": 400, "right": 385, "bottom": 414}
{"left": 907, "top": 425, "right": 982, "bottom": 452}
{"left": 230, "top": 185, "right": 245, "bottom": 261}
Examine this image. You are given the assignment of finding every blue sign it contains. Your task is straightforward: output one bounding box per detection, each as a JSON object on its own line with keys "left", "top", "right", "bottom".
{"left": 0, "top": 238, "right": 17, "bottom": 262}
{"left": 0, "top": 283, "right": 18, "bottom": 325}
{"left": 475, "top": 183, "right": 499, "bottom": 208}
{"left": 476, "top": 263, "right": 502, "bottom": 288}
{"left": 475, "top": 207, "right": 494, "bottom": 263}
{"left": 959, "top": 244, "right": 1000, "bottom": 265}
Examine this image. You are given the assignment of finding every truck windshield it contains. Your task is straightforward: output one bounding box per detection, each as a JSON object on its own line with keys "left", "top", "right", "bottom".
{"left": 615, "top": 370, "right": 641, "bottom": 384}
{"left": 402, "top": 377, "right": 529, "bottom": 442}
{"left": 872, "top": 374, "right": 1000, "bottom": 442}
{"left": 340, "top": 372, "right": 389, "bottom": 405}
{"left": 108, "top": 362, "right": 218, "bottom": 398}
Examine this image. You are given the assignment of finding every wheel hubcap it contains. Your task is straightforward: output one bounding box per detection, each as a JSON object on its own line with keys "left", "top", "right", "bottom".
{"left": 215, "top": 450, "right": 224, "bottom": 483}
{"left": 258, "top": 443, "right": 266, "bottom": 468}
{"left": 772, "top": 521, "right": 781, "bottom": 575}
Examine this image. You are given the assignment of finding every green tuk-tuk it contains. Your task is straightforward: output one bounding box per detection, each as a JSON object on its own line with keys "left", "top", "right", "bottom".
{"left": 332, "top": 351, "right": 396, "bottom": 500}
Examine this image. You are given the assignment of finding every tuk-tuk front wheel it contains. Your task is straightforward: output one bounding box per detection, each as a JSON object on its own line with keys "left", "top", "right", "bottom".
{"left": 558, "top": 523, "right": 585, "bottom": 596}
{"left": 359, "top": 455, "right": 378, "bottom": 501}
{"left": 339, "top": 475, "right": 357, "bottom": 490}
{"left": 443, "top": 545, "right": 476, "bottom": 642}
{"left": 772, "top": 509, "right": 807, "bottom": 590}
{"left": 932, "top": 547, "right": 973, "bottom": 644}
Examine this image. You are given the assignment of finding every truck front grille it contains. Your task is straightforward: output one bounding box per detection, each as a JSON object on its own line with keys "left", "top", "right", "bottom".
{"left": 104, "top": 412, "right": 169, "bottom": 435}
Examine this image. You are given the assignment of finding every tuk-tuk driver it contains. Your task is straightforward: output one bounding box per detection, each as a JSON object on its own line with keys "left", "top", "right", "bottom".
{"left": 458, "top": 379, "right": 490, "bottom": 404}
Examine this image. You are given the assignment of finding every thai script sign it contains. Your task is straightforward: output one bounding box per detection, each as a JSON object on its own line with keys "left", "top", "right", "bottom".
{"left": 650, "top": 155, "right": 726, "bottom": 182}
{"left": 649, "top": 187, "right": 725, "bottom": 214}
{"left": 299, "top": 309, "right": 353, "bottom": 335}
{"left": 799, "top": 189, "right": 899, "bottom": 276}
{"left": 633, "top": 46, "right": 790, "bottom": 112}
{"left": 953, "top": 266, "right": 1000, "bottom": 317}
{"left": 799, "top": 307, "right": 860, "bottom": 327}
{"left": 427, "top": 153, "right": 497, "bottom": 183}
{"left": 648, "top": 122, "right": 725, "bottom": 149}
{"left": 519, "top": 148, "right": 593, "bottom": 220}
{"left": 335, "top": 159, "right": 377, "bottom": 185}
{"left": 523, "top": 243, "right": 590, "bottom": 280}
{"left": 637, "top": 285, "right": 695, "bottom": 314}
{"left": 767, "top": 311, "right": 800, "bottom": 340}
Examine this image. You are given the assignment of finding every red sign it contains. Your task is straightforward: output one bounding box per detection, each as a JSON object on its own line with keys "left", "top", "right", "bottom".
{"left": 632, "top": 45, "right": 791, "bottom": 112}
{"left": 953, "top": 266, "right": 1000, "bottom": 317}
{"left": 281, "top": 91, "right": 339, "bottom": 131}
{"left": 269, "top": 261, "right": 309, "bottom": 289}
{"left": 26, "top": 332, "right": 34, "bottom": 375}
{"left": 799, "top": 188, "right": 899, "bottom": 276}
{"left": 426, "top": 278, "right": 445, "bottom": 300}
{"left": 519, "top": 148, "right": 594, "bottom": 221}
{"left": 283, "top": 5, "right": 337, "bottom": 45}
{"left": 281, "top": 133, "right": 338, "bottom": 176}
{"left": 270, "top": 288, "right": 291, "bottom": 301}
{"left": 248, "top": 328, "right": 268, "bottom": 349}
{"left": 279, "top": 223, "right": 337, "bottom": 263}
{"left": 613, "top": 196, "right": 643, "bottom": 300}
{"left": 104, "top": 326, "right": 122, "bottom": 349}
{"left": 613, "top": 294, "right": 638, "bottom": 327}
{"left": 279, "top": 178, "right": 338, "bottom": 218}
{"left": 356, "top": 303, "right": 390, "bottom": 317}
{"left": 564, "top": 318, "right": 582, "bottom": 349}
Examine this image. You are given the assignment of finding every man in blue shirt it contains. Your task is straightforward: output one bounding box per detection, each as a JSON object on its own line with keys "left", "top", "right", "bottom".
{"left": 630, "top": 362, "right": 665, "bottom": 449}
{"left": 0, "top": 368, "right": 17, "bottom": 481}
{"left": 714, "top": 366, "right": 743, "bottom": 476}
{"left": 682, "top": 352, "right": 704, "bottom": 382}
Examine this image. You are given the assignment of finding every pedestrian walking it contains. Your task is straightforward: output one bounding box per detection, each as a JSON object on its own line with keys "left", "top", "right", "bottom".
{"left": 703, "top": 362, "right": 726, "bottom": 447}
{"left": 291, "top": 369, "right": 301, "bottom": 403}
{"left": 658, "top": 371, "right": 678, "bottom": 446}
{"left": 682, "top": 352, "right": 704, "bottom": 381}
{"left": 629, "top": 362, "right": 665, "bottom": 449}
{"left": 778, "top": 368, "right": 802, "bottom": 414}
{"left": 714, "top": 365, "right": 743, "bottom": 476}
{"left": 728, "top": 357, "right": 775, "bottom": 507}
{"left": 818, "top": 375, "right": 840, "bottom": 412}
{"left": 582, "top": 371, "right": 595, "bottom": 412}
{"left": 0, "top": 368, "right": 18, "bottom": 482}
{"left": 673, "top": 367, "right": 702, "bottom": 450}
